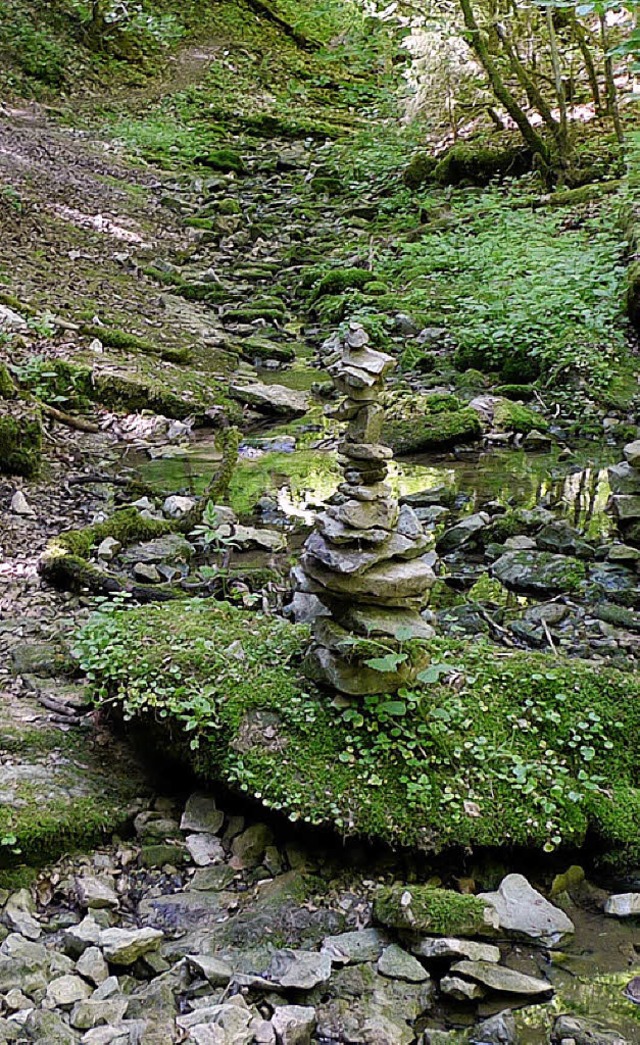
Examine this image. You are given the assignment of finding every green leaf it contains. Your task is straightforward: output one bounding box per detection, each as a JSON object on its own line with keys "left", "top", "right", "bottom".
{"left": 377, "top": 700, "right": 407, "bottom": 717}
{"left": 365, "top": 652, "right": 408, "bottom": 673}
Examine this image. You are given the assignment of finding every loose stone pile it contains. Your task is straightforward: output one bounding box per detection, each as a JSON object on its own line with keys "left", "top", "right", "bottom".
{"left": 292, "top": 323, "right": 437, "bottom": 695}
{"left": 609, "top": 439, "right": 640, "bottom": 546}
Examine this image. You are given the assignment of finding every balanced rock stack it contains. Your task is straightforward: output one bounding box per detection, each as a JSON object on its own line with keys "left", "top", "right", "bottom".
{"left": 608, "top": 440, "right": 640, "bottom": 545}
{"left": 292, "top": 322, "right": 437, "bottom": 696}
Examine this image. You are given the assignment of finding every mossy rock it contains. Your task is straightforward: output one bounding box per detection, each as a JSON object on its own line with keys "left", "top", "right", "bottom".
{"left": 373, "top": 885, "right": 492, "bottom": 936}
{"left": 385, "top": 406, "right": 482, "bottom": 454}
{"left": 0, "top": 400, "right": 42, "bottom": 477}
{"left": 0, "top": 364, "right": 16, "bottom": 398}
{"left": 310, "top": 268, "right": 377, "bottom": 301}
{"left": 493, "top": 399, "right": 548, "bottom": 434}
{"left": 81, "top": 325, "right": 189, "bottom": 364}
{"left": 628, "top": 260, "right": 640, "bottom": 335}
{"left": 403, "top": 153, "right": 439, "bottom": 190}
{"left": 494, "top": 384, "right": 535, "bottom": 402}
{"left": 434, "top": 143, "right": 533, "bottom": 187}
{"left": 74, "top": 600, "right": 640, "bottom": 866}
{"left": 193, "top": 148, "right": 245, "bottom": 175}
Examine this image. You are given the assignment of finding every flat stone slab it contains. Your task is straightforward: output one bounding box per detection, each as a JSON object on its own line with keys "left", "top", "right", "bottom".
{"left": 321, "top": 929, "right": 391, "bottom": 965}
{"left": 407, "top": 936, "right": 500, "bottom": 963}
{"left": 229, "top": 382, "right": 309, "bottom": 417}
{"left": 450, "top": 960, "right": 553, "bottom": 997}
{"left": 302, "top": 552, "right": 437, "bottom": 605}
{"left": 377, "top": 944, "right": 430, "bottom": 983}
{"left": 478, "top": 873, "right": 574, "bottom": 947}
{"left": 265, "top": 949, "right": 332, "bottom": 990}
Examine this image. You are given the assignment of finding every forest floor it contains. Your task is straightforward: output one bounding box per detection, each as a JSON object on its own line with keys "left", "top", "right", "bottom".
{"left": 0, "top": 8, "right": 640, "bottom": 1043}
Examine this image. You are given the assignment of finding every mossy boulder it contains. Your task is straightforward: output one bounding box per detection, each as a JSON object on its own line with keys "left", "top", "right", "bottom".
{"left": 493, "top": 399, "right": 548, "bottom": 435}
{"left": 374, "top": 886, "right": 494, "bottom": 936}
{"left": 492, "top": 550, "right": 587, "bottom": 594}
{"left": 0, "top": 364, "right": 16, "bottom": 398}
{"left": 193, "top": 148, "right": 245, "bottom": 175}
{"left": 385, "top": 406, "right": 482, "bottom": 454}
{"left": 310, "top": 268, "right": 377, "bottom": 301}
{"left": 403, "top": 153, "right": 439, "bottom": 190}
{"left": 628, "top": 259, "right": 640, "bottom": 335}
{"left": 74, "top": 599, "right": 640, "bottom": 867}
{"left": 0, "top": 400, "right": 42, "bottom": 477}
{"left": 434, "top": 143, "right": 532, "bottom": 187}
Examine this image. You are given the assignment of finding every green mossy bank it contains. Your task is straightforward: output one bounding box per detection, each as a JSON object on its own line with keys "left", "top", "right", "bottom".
{"left": 75, "top": 599, "right": 640, "bottom": 869}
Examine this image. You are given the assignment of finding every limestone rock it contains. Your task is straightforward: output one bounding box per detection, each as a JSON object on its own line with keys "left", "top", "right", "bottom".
{"left": 62, "top": 916, "right": 102, "bottom": 958}
{"left": 3, "top": 889, "right": 41, "bottom": 939}
{"left": 302, "top": 552, "right": 436, "bottom": 604}
{"left": 440, "top": 974, "right": 485, "bottom": 1001}
{"left": 70, "top": 997, "right": 128, "bottom": 1030}
{"left": 377, "top": 944, "right": 430, "bottom": 983}
{"left": 491, "top": 550, "right": 586, "bottom": 595}
{"left": 478, "top": 873, "right": 575, "bottom": 947}
{"left": 408, "top": 936, "right": 500, "bottom": 963}
{"left": 181, "top": 793, "right": 224, "bottom": 835}
{"left": 98, "top": 926, "right": 163, "bottom": 965}
{"left": 75, "top": 876, "right": 119, "bottom": 911}
{"left": 623, "top": 440, "right": 640, "bottom": 469}
{"left": 271, "top": 1005, "right": 316, "bottom": 1045}
{"left": 450, "top": 960, "right": 553, "bottom": 996}
{"left": 185, "top": 833, "right": 225, "bottom": 866}
{"left": 265, "top": 949, "right": 332, "bottom": 990}
{"left": 603, "top": 892, "right": 640, "bottom": 917}
{"left": 551, "top": 1013, "right": 630, "bottom": 1045}
{"left": 437, "top": 513, "right": 489, "bottom": 554}
{"left": 321, "top": 929, "right": 391, "bottom": 965}
{"left": 46, "top": 973, "right": 92, "bottom": 1009}
{"left": 231, "top": 823, "right": 274, "bottom": 868}
{"left": 75, "top": 946, "right": 109, "bottom": 985}
{"left": 470, "top": 1011, "right": 517, "bottom": 1045}
{"left": 10, "top": 491, "right": 35, "bottom": 517}
{"left": 229, "top": 382, "right": 309, "bottom": 417}
{"left": 186, "top": 954, "right": 233, "bottom": 985}
{"left": 163, "top": 494, "right": 197, "bottom": 518}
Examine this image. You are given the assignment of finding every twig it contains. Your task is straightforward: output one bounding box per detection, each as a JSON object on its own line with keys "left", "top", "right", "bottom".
{"left": 477, "top": 605, "right": 516, "bottom": 647}
{"left": 542, "top": 619, "right": 558, "bottom": 655}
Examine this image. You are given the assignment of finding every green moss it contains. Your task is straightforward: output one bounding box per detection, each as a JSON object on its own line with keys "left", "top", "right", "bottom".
{"left": 434, "top": 143, "right": 532, "bottom": 187}
{"left": 587, "top": 786, "right": 640, "bottom": 870}
{"left": 403, "top": 153, "right": 438, "bottom": 190}
{"left": 184, "top": 216, "right": 215, "bottom": 230}
{"left": 0, "top": 795, "right": 132, "bottom": 869}
{"left": 628, "top": 259, "right": 640, "bottom": 334}
{"left": 493, "top": 399, "right": 548, "bottom": 434}
{"left": 0, "top": 400, "right": 42, "bottom": 477}
{"left": 310, "top": 268, "right": 377, "bottom": 300}
{"left": 81, "top": 325, "right": 190, "bottom": 364}
{"left": 0, "top": 363, "right": 16, "bottom": 398}
{"left": 373, "top": 885, "right": 490, "bottom": 935}
{"left": 74, "top": 601, "right": 640, "bottom": 862}
{"left": 240, "top": 337, "right": 296, "bottom": 363}
{"left": 385, "top": 406, "right": 482, "bottom": 454}
{"left": 223, "top": 307, "right": 285, "bottom": 323}
{"left": 494, "top": 383, "right": 535, "bottom": 401}
{"left": 193, "top": 148, "right": 245, "bottom": 174}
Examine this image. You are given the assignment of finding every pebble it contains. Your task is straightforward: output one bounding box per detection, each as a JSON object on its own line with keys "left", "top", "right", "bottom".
{"left": 10, "top": 490, "right": 35, "bottom": 516}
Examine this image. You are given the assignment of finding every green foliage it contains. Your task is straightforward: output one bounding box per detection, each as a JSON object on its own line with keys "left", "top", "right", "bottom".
{"left": 74, "top": 600, "right": 640, "bottom": 861}
{"left": 14, "top": 356, "right": 93, "bottom": 410}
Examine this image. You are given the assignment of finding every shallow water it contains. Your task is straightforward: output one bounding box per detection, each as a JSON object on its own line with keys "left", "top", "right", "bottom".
{"left": 131, "top": 435, "right": 618, "bottom": 539}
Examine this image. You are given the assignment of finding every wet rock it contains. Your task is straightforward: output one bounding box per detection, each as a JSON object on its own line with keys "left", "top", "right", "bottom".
{"left": 45, "top": 972, "right": 92, "bottom": 1009}
{"left": 75, "top": 876, "right": 119, "bottom": 911}
{"left": 265, "top": 949, "right": 332, "bottom": 990}
{"left": 185, "top": 832, "right": 225, "bottom": 866}
{"left": 449, "top": 960, "right": 553, "bottom": 997}
{"left": 271, "top": 1004, "right": 316, "bottom": 1045}
{"left": 181, "top": 793, "right": 224, "bottom": 835}
{"left": 440, "top": 974, "right": 485, "bottom": 1001}
{"left": 436, "top": 513, "right": 489, "bottom": 554}
{"left": 469, "top": 1010, "right": 517, "bottom": 1044}
{"left": 478, "top": 874, "right": 574, "bottom": 947}
{"left": 321, "top": 928, "right": 390, "bottom": 965}
{"left": 98, "top": 926, "right": 163, "bottom": 965}
{"left": 408, "top": 936, "right": 500, "bottom": 963}
{"left": 603, "top": 892, "right": 640, "bottom": 917}
{"left": 551, "top": 1014, "right": 630, "bottom": 1044}
{"left": 491, "top": 550, "right": 586, "bottom": 595}
{"left": 377, "top": 944, "right": 430, "bottom": 983}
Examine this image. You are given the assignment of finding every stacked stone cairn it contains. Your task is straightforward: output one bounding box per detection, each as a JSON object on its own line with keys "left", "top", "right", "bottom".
{"left": 292, "top": 323, "right": 437, "bottom": 696}
{"left": 608, "top": 439, "right": 640, "bottom": 545}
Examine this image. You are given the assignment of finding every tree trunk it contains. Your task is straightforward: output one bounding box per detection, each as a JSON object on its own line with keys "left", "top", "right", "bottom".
{"left": 458, "top": 0, "right": 552, "bottom": 178}
{"left": 568, "top": 12, "right": 603, "bottom": 115}
{"left": 600, "top": 14, "right": 624, "bottom": 143}
{"left": 545, "top": 7, "right": 572, "bottom": 174}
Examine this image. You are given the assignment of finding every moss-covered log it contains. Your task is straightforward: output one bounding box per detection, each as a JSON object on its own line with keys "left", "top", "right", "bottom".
{"left": 0, "top": 399, "right": 42, "bottom": 477}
